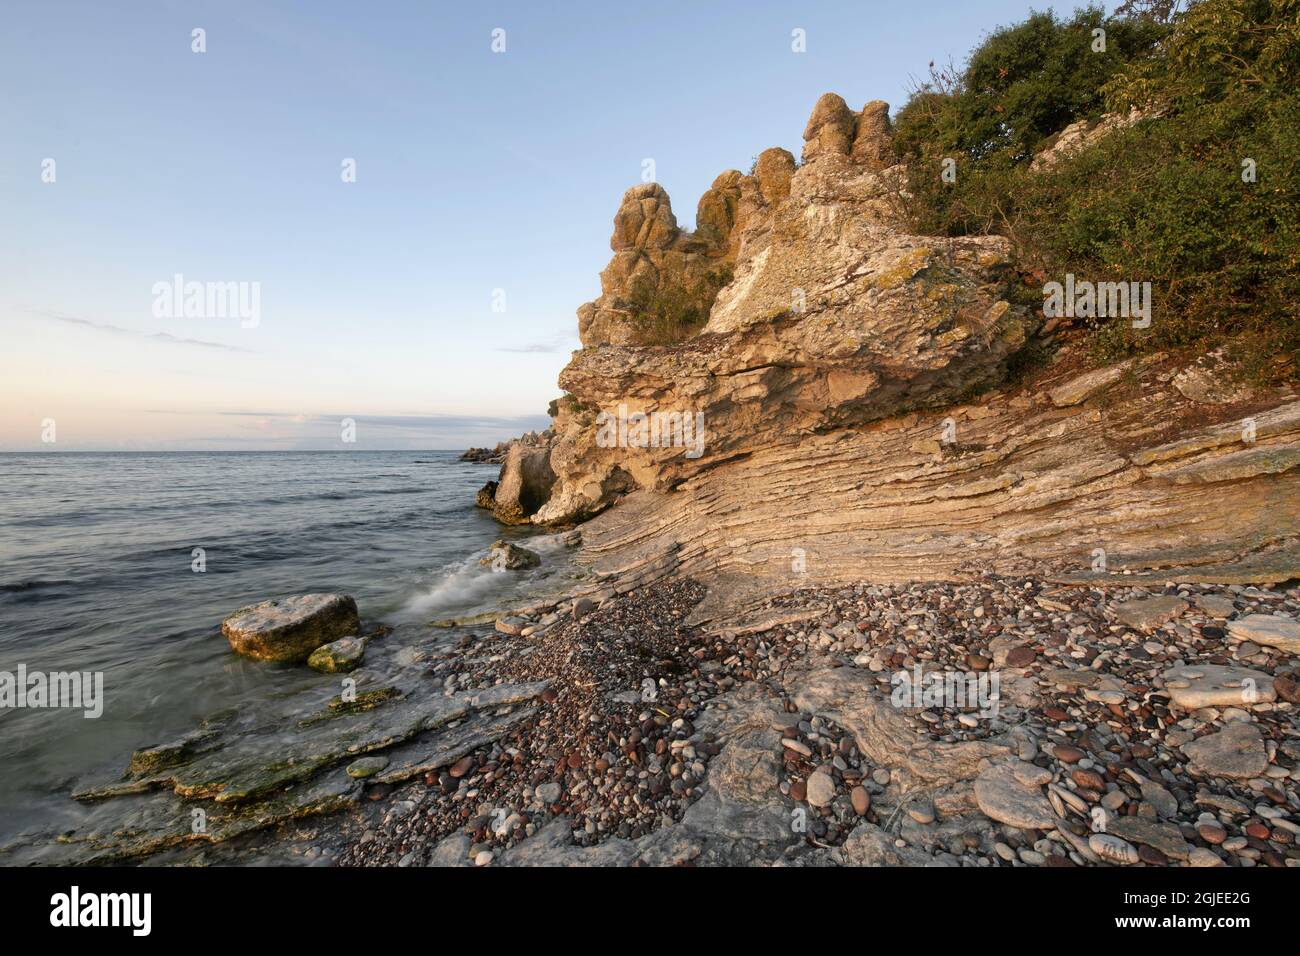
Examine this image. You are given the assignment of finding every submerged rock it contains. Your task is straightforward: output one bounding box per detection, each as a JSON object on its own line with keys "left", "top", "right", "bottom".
{"left": 221, "top": 593, "right": 360, "bottom": 663}
{"left": 307, "top": 636, "right": 365, "bottom": 673}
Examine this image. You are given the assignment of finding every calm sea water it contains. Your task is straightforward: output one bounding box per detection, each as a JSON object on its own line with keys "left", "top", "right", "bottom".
{"left": 0, "top": 451, "right": 570, "bottom": 848}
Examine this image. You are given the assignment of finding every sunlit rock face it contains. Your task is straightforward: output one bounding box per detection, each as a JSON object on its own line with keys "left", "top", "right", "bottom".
{"left": 541, "top": 93, "right": 1029, "bottom": 525}
{"left": 486, "top": 93, "right": 1298, "bottom": 594}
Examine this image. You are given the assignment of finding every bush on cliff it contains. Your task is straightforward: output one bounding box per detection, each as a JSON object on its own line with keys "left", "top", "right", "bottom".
{"left": 893, "top": 0, "right": 1300, "bottom": 381}
{"left": 620, "top": 265, "right": 734, "bottom": 345}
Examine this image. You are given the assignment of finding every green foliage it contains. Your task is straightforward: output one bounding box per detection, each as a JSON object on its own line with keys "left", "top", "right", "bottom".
{"left": 893, "top": 6, "right": 1165, "bottom": 163}
{"left": 620, "top": 265, "right": 734, "bottom": 345}
{"left": 1104, "top": 0, "right": 1300, "bottom": 111}
{"left": 893, "top": 0, "right": 1300, "bottom": 379}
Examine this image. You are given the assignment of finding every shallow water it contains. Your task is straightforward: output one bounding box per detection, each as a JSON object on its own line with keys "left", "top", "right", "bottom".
{"left": 0, "top": 451, "right": 574, "bottom": 848}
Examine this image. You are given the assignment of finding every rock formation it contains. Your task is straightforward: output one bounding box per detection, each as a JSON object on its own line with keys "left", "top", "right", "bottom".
{"left": 482, "top": 92, "right": 1299, "bottom": 593}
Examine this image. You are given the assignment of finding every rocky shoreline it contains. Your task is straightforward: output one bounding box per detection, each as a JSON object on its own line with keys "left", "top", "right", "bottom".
{"left": 11, "top": 86, "right": 1298, "bottom": 870}
{"left": 323, "top": 573, "right": 1300, "bottom": 868}
{"left": 10, "top": 552, "right": 1298, "bottom": 868}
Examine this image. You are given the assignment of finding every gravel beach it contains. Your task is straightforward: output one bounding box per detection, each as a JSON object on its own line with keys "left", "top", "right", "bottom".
{"left": 320, "top": 573, "right": 1300, "bottom": 868}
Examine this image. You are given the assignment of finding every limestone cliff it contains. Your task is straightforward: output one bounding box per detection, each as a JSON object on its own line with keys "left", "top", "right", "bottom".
{"left": 485, "top": 93, "right": 1300, "bottom": 590}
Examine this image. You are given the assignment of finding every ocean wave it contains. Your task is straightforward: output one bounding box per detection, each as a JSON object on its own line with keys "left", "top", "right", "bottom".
{"left": 395, "top": 558, "right": 513, "bottom": 621}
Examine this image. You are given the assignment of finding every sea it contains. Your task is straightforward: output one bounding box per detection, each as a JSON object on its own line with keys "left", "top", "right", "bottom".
{"left": 0, "top": 450, "right": 574, "bottom": 851}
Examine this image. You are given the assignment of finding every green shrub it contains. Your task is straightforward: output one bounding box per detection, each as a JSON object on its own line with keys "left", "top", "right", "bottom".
{"left": 619, "top": 265, "right": 734, "bottom": 345}
{"left": 893, "top": 0, "right": 1300, "bottom": 379}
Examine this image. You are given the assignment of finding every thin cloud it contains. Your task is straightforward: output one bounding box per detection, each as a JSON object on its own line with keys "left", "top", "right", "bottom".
{"left": 28, "top": 308, "right": 253, "bottom": 353}
{"left": 211, "top": 411, "right": 550, "bottom": 430}
{"left": 494, "top": 330, "right": 579, "bottom": 354}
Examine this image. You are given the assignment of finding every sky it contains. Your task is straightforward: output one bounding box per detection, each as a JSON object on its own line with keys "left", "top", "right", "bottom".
{"left": 0, "top": 0, "right": 1060, "bottom": 451}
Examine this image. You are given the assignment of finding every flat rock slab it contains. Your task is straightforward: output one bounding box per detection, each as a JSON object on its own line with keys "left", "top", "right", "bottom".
{"left": 1048, "top": 362, "right": 1133, "bottom": 407}
{"left": 1113, "top": 595, "right": 1187, "bottom": 631}
{"left": 1167, "top": 444, "right": 1300, "bottom": 485}
{"left": 790, "top": 667, "right": 1009, "bottom": 784}
{"left": 1181, "top": 721, "right": 1268, "bottom": 780}
{"left": 1162, "top": 664, "right": 1275, "bottom": 709}
{"left": 222, "top": 593, "right": 360, "bottom": 663}
{"left": 1196, "top": 595, "right": 1237, "bottom": 619}
{"left": 974, "top": 760, "right": 1055, "bottom": 830}
{"left": 1227, "top": 614, "right": 1300, "bottom": 655}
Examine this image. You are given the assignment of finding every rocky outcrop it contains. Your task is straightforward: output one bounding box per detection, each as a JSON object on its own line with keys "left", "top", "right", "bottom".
{"left": 534, "top": 94, "right": 1032, "bottom": 526}
{"left": 490, "top": 440, "right": 557, "bottom": 525}
{"left": 460, "top": 444, "right": 508, "bottom": 464}
{"left": 221, "top": 594, "right": 360, "bottom": 663}
{"left": 1030, "top": 107, "right": 1148, "bottom": 171}
{"left": 474, "top": 93, "right": 1298, "bottom": 598}
{"left": 577, "top": 182, "right": 736, "bottom": 349}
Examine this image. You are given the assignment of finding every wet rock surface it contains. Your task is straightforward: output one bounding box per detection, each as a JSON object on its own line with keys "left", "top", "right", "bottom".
{"left": 221, "top": 593, "right": 360, "bottom": 663}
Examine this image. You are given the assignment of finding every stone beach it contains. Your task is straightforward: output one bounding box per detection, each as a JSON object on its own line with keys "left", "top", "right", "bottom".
{"left": 333, "top": 574, "right": 1300, "bottom": 867}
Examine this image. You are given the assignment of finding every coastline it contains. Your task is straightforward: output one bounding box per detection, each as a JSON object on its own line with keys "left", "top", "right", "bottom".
{"left": 11, "top": 536, "right": 1297, "bottom": 867}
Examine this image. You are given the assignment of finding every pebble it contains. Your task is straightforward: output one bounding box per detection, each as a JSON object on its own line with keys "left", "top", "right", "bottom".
{"left": 907, "top": 802, "right": 935, "bottom": 825}
{"left": 805, "top": 770, "right": 836, "bottom": 808}
{"left": 851, "top": 786, "right": 871, "bottom": 815}
{"left": 1088, "top": 834, "right": 1139, "bottom": 865}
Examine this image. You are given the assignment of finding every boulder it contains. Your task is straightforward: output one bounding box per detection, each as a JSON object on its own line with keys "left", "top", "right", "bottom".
{"left": 492, "top": 442, "right": 556, "bottom": 524}
{"left": 974, "top": 760, "right": 1056, "bottom": 830}
{"left": 481, "top": 540, "right": 541, "bottom": 571}
{"left": 475, "top": 480, "right": 498, "bottom": 510}
{"left": 221, "top": 593, "right": 360, "bottom": 663}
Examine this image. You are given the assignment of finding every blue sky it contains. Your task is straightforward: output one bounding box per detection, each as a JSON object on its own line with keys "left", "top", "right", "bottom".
{"left": 1, "top": 0, "right": 1060, "bottom": 450}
